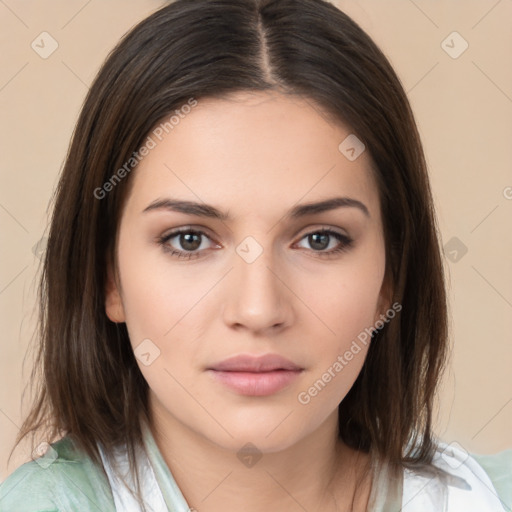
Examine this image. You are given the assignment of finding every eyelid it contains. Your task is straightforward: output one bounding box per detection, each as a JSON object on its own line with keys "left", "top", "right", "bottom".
{"left": 294, "top": 224, "right": 349, "bottom": 239}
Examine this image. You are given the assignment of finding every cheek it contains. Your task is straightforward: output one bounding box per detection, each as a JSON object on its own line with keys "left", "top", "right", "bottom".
{"left": 305, "top": 250, "right": 385, "bottom": 346}
{"left": 116, "top": 230, "right": 210, "bottom": 343}
{"left": 296, "top": 243, "right": 385, "bottom": 401}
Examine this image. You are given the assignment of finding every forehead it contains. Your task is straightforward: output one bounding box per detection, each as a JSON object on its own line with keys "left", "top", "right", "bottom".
{"left": 126, "top": 90, "right": 380, "bottom": 222}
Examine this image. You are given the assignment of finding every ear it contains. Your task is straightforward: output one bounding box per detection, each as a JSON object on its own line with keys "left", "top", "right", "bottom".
{"left": 105, "top": 262, "right": 126, "bottom": 323}
{"left": 374, "top": 268, "right": 394, "bottom": 325}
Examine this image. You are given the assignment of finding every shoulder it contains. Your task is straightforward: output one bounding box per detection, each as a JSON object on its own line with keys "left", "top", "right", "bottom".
{"left": 0, "top": 436, "right": 115, "bottom": 512}
{"left": 402, "top": 440, "right": 512, "bottom": 511}
{"left": 471, "top": 448, "right": 512, "bottom": 510}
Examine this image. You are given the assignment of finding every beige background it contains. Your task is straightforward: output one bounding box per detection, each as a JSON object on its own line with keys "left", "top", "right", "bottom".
{"left": 1, "top": 0, "right": 511, "bottom": 481}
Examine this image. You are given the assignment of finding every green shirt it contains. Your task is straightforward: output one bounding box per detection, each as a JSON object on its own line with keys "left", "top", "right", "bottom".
{"left": 1, "top": 423, "right": 511, "bottom": 511}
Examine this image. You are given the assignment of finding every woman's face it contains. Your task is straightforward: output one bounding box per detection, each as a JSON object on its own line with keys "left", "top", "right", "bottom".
{"left": 106, "top": 90, "right": 390, "bottom": 453}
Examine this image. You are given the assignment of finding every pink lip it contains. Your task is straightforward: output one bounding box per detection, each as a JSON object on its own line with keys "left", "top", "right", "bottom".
{"left": 207, "top": 354, "right": 303, "bottom": 396}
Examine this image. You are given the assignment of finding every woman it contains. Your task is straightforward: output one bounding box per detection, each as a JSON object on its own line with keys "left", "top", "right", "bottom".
{"left": 1, "top": 0, "right": 510, "bottom": 511}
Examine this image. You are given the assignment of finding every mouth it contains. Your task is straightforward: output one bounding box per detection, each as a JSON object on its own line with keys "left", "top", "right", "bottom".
{"left": 206, "top": 353, "right": 304, "bottom": 396}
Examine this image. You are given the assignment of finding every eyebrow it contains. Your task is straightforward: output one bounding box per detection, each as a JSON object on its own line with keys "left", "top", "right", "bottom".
{"left": 142, "top": 196, "right": 370, "bottom": 220}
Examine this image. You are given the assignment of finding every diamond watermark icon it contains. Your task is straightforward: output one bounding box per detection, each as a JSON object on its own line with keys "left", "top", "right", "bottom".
{"left": 32, "top": 236, "right": 48, "bottom": 260}
{"left": 441, "top": 31, "right": 468, "bottom": 59}
{"left": 338, "top": 134, "right": 365, "bottom": 161}
{"left": 31, "top": 32, "right": 59, "bottom": 59}
{"left": 440, "top": 441, "right": 469, "bottom": 470}
{"left": 237, "top": 442, "right": 262, "bottom": 468}
{"left": 444, "top": 236, "right": 468, "bottom": 263}
{"left": 32, "top": 442, "right": 58, "bottom": 469}
{"left": 236, "top": 236, "right": 263, "bottom": 264}
{"left": 134, "top": 338, "right": 161, "bottom": 366}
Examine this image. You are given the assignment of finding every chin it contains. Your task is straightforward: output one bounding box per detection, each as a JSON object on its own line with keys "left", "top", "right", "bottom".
{"left": 213, "top": 430, "right": 300, "bottom": 455}
{"left": 202, "top": 411, "right": 312, "bottom": 454}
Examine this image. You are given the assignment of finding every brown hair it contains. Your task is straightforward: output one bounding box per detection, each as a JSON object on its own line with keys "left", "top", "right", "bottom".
{"left": 11, "top": 0, "right": 448, "bottom": 508}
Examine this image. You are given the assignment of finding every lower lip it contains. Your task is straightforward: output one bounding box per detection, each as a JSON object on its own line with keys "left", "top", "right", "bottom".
{"left": 208, "top": 369, "right": 302, "bottom": 396}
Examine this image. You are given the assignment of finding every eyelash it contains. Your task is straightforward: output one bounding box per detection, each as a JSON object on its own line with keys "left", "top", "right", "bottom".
{"left": 157, "top": 227, "right": 354, "bottom": 260}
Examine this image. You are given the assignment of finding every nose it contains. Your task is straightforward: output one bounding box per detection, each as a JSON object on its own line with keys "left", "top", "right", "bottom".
{"left": 222, "top": 242, "right": 293, "bottom": 335}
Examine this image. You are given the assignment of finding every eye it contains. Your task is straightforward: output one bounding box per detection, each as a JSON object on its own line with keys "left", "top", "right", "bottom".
{"left": 157, "top": 227, "right": 353, "bottom": 260}
{"left": 157, "top": 228, "right": 219, "bottom": 260}
{"left": 295, "top": 229, "right": 353, "bottom": 257}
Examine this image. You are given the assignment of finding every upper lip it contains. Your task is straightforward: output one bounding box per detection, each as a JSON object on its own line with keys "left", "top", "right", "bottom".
{"left": 208, "top": 354, "right": 303, "bottom": 372}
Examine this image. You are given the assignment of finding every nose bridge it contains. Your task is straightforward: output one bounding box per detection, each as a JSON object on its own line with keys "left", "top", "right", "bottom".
{"left": 223, "top": 234, "right": 291, "bottom": 332}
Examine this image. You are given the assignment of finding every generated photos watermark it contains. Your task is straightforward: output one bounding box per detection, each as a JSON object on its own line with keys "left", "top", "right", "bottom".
{"left": 94, "top": 97, "right": 198, "bottom": 200}
{"left": 297, "top": 301, "right": 402, "bottom": 405}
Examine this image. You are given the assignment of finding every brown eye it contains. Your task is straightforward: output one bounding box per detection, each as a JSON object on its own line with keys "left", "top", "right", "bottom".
{"left": 158, "top": 228, "right": 217, "bottom": 260}
{"left": 296, "top": 229, "right": 353, "bottom": 257}
{"left": 177, "top": 232, "right": 202, "bottom": 251}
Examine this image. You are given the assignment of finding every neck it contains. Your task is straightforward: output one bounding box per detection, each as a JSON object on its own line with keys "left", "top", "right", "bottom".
{"left": 147, "top": 395, "right": 372, "bottom": 512}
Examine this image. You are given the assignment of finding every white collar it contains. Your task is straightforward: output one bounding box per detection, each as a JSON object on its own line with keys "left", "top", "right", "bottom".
{"left": 98, "top": 440, "right": 169, "bottom": 512}
{"left": 400, "top": 440, "right": 505, "bottom": 511}
{"left": 98, "top": 437, "right": 505, "bottom": 512}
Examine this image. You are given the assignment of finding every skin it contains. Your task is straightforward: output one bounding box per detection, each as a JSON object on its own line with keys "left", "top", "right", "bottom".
{"left": 106, "top": 90, "right": 392, "bottom": 512}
